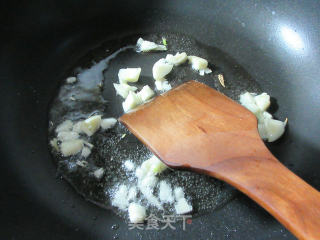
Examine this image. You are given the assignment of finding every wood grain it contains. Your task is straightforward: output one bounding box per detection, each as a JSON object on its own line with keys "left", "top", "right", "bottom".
{"left": 120, "top": 80, "right": 320, "bottom": 240}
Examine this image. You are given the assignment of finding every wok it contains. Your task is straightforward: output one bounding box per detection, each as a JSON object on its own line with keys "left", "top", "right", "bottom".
{"left": 1, "top": 0, "right": 320, "bottom": 239}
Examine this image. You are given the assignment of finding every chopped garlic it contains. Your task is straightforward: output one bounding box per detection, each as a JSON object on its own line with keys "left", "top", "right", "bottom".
{"left": 76, "top": 160, "right": 88, "bottom": 167}
{"left": 239, "top": 92, "right": 261, "bottom": 115}
{"left": 165, "top": 52, "right": 188, "bottom": 66}
{"left": 134, "top": 156, "right": 166, "bottom": 210}
{"left": 240, "top": 92, "right": 286, "bottom": 142}
{"left": 93, "top": 168, "right": 105, "bottom": 179}
{"left": 138, "top": 182, "right": 162, "bottom": 209}
{"left": 72, "top": 121, "right": 83, "bottom": 133}
{"left": 257, "top": 111, "right": 272, "bottom": 123}
{"left": 124, "top": 160, "right": 135, "bottom": 171}
{"left": 57, "top": 131, "right": 79, "bottom": 141}
{"left": 258, "top": 123, "right": 268, "bottom": 140}
{"left": 118, "top": 68, "right": 141, "bottom": 84}
{"left": 264, "top": 118, "right": 286, "bottom": 142}
{"left": 60, "top": 139, "right": 83, "bottom": 157}
{"left": 175, "top": 198, "right": 193, "bottom": 214}
{"left": 135, "top": 167, "right": 146, "bottom": 179}
{"left": 50, "top": 138, "right": 59, "bottom": 152}
{"left": 113, "top": 83, "right": 138, "bottom": 99}
{"left": 141, "top": 175, "right": 158, "bottom": 189}
{"left": 174, "top": 187, "right": 185, "bottom": 200}
{"left": 204, "top": 68, "right": 212, "bottom": 74}
{"left": 100, "top": 118, "right": 117, "bottom": 130}
{"left": 152, "top": 58, "right": 173, "bottom": 81}
{"left": 112, "top": 184, "right": 129, "bottom": 210}
{"left": 137, "top": 85, "right": 155, "bottom": 102}
{"left": 199, "top": 68, "right": 212, "bottom": 76}
{"left": 81, "top": 115, "right": 101, "bottom": 136}
{"left": 128, "top": 203, "right": 146, "bottom": 223}
{"left": 56, "top": 120, "right": 73, "bottom": 133}
{"left": 188, "top": 56, "right": 208, "bottom": 71}
{"left": 159, "top": 181, "right": 174, "bottom": 203}
{"left": 66, "top": 77, "right": 77, "bottom": 84}
{"left": 136, "top": 38, "right": 167, "bottom": 52}
{"left": 199, "top": 69, "right": 205, "bottom": 76}
{"left": 150, "top": 156, "right": 168, "bottom": 174}
{"left": 254, "top": 93, "right": 270, "bottom": 111}
{"left": 128, "top": 187, "right": 137, "bottom": 201}
{"left": 81, "top": 146, "right": 91, "bottom": 158}
{"left": 122, "top": 91, "right": 143, "bottom": 112}
{"left": 140, "top": 155, "right": 167, "bottom": 176}
{"left": 155, "top": 80, "right": 172, "bottom": 92}
{"left": 84, "top": 141, "right": 94, "bottom": 149}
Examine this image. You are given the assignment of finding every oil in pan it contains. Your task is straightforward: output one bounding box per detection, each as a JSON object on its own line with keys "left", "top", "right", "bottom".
{"left": 48, "top": 33, "right": 261, "bottom": 220}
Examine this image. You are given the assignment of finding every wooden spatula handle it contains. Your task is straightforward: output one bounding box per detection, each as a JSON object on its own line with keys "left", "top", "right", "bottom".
{"left": 208, "top": 157, "right": 320, "bottom": 240}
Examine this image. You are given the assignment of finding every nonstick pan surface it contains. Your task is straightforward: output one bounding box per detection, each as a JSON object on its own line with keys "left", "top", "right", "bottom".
{"left": 1, "top": 0, "right": 320, "bottom": 239}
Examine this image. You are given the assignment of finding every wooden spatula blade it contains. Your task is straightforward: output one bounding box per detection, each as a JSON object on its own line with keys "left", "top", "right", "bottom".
{"left": 120, "top": 80, "right": 271, "bottom": 169}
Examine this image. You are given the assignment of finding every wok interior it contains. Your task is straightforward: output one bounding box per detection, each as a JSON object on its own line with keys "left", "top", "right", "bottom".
{"left": 1, "top": 0, "right": 320, "bottom": 239}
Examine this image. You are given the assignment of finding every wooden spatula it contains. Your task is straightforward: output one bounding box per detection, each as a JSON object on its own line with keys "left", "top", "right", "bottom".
{"left": 120, "top": 80, "right": 320, "bottom": 240}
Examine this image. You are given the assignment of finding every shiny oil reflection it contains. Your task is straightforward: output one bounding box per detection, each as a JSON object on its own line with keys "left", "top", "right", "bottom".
{"left": 280, "top": 26, "right": 304, "bottom": 51}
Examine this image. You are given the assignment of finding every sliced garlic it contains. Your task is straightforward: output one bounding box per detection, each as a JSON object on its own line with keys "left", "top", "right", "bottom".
{"left": 100, "top": 118, "right": 117, "bottom": 130}
{"left": 137, "top": 85, "right": 155, "bottom": 102}
{"left": 81, "top": 115, "right": 101, "bottom": 136}
{"left": 136, "top": 38, "right": 167, "bottom": 52}
{"left": 128, "top": 203, "right": 146, "bottom": 223}
{"left": 152, "top": 58, "right": 173, "bottom": 81}
{"left": 122, "top": 91, "right": 143, "bottom": 112}
{"left": 188, "top": 56, "right": 208, "bottom": 71}
{"left": 155, "top": 80, "right": 172, "bottom": 92}
{"left": 118, "top": 68, "right": 141, "bottom": 84}
{"left": 165, "top": 52, "right": 188, "bottom": 66}
{"left": 113, "top": 83, "right": 138, "bottom": 99}
{"left": 60, "top": 139, "right": 83, "bottom": 157}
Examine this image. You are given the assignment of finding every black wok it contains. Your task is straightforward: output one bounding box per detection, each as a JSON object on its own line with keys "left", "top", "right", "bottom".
{"left": 1, "top": 0, "right": 320, "bottom": 239}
